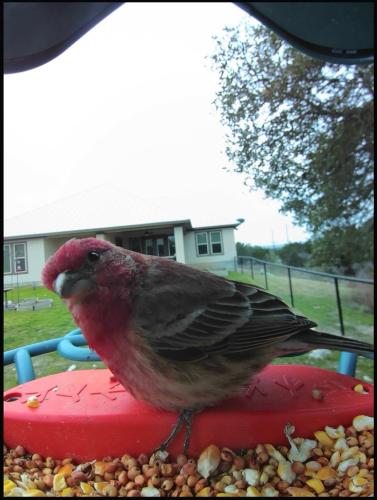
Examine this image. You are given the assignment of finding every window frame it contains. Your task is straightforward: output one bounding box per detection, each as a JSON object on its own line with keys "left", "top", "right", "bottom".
{"left": 4, "top": 243, "right": 12, "bottom": 275}
{"left": 168, "top": 235, "right": 176, "bottom": 257}
{"left": 209, "top": 230, "right": 224, "bottom": 255}
{"left": 4, "top": 241, "right": 28, "bottom": 274}
{"left": 195, "top": 232, "right": 210, "bottom": 256}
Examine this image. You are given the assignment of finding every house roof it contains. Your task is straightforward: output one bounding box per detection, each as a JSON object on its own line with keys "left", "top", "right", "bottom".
{"left": 4, "top": 186, "right": 241, "bottom": 240}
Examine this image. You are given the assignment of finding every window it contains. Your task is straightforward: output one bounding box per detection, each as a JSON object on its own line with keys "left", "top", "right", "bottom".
{"left": 145, "top": 238, "right": 154, "bottom": 255}
{"left": 210, "top": 231, "right": 223, "bottom": 254}
{"left": 196, "top": 232, "right": 209, "bottom": 255}
{"left": 130, "top": 238, "right": 142, "bottom": 252}
{"left": 156, "top": 238, "right": 165, "bottom": 256}
{"left": 128, "top": 236, "right": 174, "bottom": 257}
{"left": 195, "top": 231, "right": 223, "bottom": 256}
{"left": 168, "top": 235, "right": 175, "bottom": 256}
{"left": 4, "top": 242, "right": 28, "bottom": 274}
{"left": 4, "top": 244, "right": 11, "bottom": 274}
{"left": 115, "top": 236, "right": 123, "bottom": 247}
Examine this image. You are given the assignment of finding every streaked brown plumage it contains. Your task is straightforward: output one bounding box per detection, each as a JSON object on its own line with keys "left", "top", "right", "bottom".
{"left": 42, "top": 238, "right": 374, "bottom": 450}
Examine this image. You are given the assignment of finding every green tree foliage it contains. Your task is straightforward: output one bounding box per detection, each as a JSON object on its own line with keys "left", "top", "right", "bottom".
{"left": 309, "top": 219, "right": 374, "bottom": 276}
{"left": 236, "top": 242, "right": 278, "bottom": 262}
{"left": 276, "top": 241, "right": 312, "bottom": 267}
{"left": 210, "top": 22, "right": 374, "bottom": 238}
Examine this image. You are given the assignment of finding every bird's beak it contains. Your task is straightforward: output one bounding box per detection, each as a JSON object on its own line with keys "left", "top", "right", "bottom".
{"left": 54, "top": 271, "right": 95, "bottom": 300}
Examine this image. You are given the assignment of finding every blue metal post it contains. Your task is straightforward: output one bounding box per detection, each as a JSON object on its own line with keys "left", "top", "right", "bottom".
{"left": 14, "top": 349, "right": 36, "bottom": 384}
{"left": 338, "top": 352, "right": 357, "bottom": 376}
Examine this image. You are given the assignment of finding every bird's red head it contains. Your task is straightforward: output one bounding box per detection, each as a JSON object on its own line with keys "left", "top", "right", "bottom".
{"left": 42, "top": 237, "right": 142, "bottom": 306}
{"left": 42, "top": 238, "right": 113, "bottom": 291}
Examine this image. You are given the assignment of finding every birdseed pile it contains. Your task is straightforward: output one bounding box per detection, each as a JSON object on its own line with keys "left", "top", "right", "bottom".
{"left": 3, "top": 415, "right": 374, "bottom": 497}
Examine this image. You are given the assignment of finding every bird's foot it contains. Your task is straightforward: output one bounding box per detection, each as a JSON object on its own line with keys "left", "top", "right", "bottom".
{"left": 154, "top": 409, "right": 194, "bottom": 455}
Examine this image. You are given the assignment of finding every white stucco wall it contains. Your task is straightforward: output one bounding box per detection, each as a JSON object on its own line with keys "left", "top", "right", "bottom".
{"left": 4, "top": 238, "right": 46, "bottom": 286}
{"left": 184, "top": 227, "right": 237, "bottom": 274}
{"left": 43, "top": 237, "right": 71, "bottom": 261}
{"left": 174, "top": 226, "right": 186, "bottom": 263}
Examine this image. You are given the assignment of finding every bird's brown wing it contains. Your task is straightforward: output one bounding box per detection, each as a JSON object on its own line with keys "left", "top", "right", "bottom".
{"left": 147, "top": 280, "right": 316, "bottom": 362}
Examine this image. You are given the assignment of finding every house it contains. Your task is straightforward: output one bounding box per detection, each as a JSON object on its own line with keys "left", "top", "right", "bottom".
{"left": 4, "top": 187, "right": 244, "bottom": 286}
{"left": 4, "top": 219, "right": 243, "bottom": 287}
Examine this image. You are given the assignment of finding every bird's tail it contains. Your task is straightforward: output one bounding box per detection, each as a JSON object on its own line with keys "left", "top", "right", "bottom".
{"left": 296, "top": 330, "right": 374, "bottom": 359}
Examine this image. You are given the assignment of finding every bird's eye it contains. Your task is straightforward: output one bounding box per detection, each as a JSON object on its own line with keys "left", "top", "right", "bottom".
{"left": 87, "top": 251, "right": 100, "bottom": 263}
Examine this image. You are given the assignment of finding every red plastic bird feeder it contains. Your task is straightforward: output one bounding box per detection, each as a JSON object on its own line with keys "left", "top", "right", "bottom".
{"left": 4, "top": 365, "right": 374, "bottom": 461}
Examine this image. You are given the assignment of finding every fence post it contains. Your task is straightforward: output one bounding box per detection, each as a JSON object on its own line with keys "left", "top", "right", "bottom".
{"left": 250, "top": 258, "right": 254, "bottom": 280}
{"left": 287, "top": 267, "right": 294, "bottom": 307}
{"left": 241, "top": 257, "right": 244, "bottom": 274}
{"left": 334, "top": 277, "right": 345, "bottom": 336}
{"left": 263, "top": 262, "right": 268, "bottom": 289}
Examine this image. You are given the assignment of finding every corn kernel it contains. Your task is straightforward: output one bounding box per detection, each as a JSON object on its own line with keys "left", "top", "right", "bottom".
{"left": 354, "top": 451, "right": 367, "bottom": 464}
{"left": 22, "top": 489, "right": 46, "bottom": 497}
{"left": 52, "top": 473, "right": 67, "bottom": 492}
{"left": 246, "top": 486, "right": 262, "bottom": 497}
{"left": 197, "top": 444, "right": 221, "bottom": 479}
{"left": 316, "top": 466, "right": 337, "bottom": 480}
{"left": 5, "top": 486, "right": 25, "bottom": 497}
{"left": 26, "top": 396, "right": 40, "bottom": 408}
{"left": 287, "top": 487, "right": 315, "bottom": 497}
{"left": 4, "top": 479, "right": 17, "bottom": 495}
{"left": 353, "top": 384, "right": 368, "bottom": 394}
{"left": 94, "top": 461, "right": 107, "bottom": 476}
{"left": 314, "top": 431, "right": 334, "bottom": 447}
{"left": 57, "top": 464, "right": 74, "bottom": 477}
{"left": 303, "top": 469, "right": 317, "bottom": 478}
{"left": 196, "top": 487, "right": 212, "bottom": 496}
{"left": 352, "top": 476, "right": 368, "bottom": 487}
{"left": 80, "top": 482, "right": 94, "bottom": 494}
{"left": 93, "top": 481, "right": 108, "bottom": 494}
{"left": 330, "top": 451, "right": 341, "bottom": 468}
{"left": 277, "top": 462, "right": 295, "bottom": 484}
{"left": 353, "top": 415, "right": 374, "bottom": 431}
{"left": 334, "top": 438, "right": 349, "bottom": 452}
{"left": 242, "top": 469, "right": 260, "bottom": 486}
{"left": 61, "top": 487, "right": 74, "bottom": 497}
{"left": 338, "top": 458, "right": 359, "bottom": 474}
{"left": 349, "top": 482, "right": 364, "bottom": 494}
{"left": 141, "top": 486, "right": 161, "bottom": 497}
{"left": 306, "top": 479, "right": 325, "bottom": 494}
{"left": 325, "top": 425, "right": 345, "bottom": 439}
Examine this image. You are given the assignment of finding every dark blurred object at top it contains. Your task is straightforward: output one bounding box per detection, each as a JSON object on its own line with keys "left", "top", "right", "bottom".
{"left": 4, "top": 2, "right": 374, "bottom": 74}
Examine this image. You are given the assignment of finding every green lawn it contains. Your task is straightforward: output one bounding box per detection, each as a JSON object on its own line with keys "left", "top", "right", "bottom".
{"left": 3, "top": 275, "right": 374, "bottom": 391}
{"left": 4, "top": 286, "right": 106, "bottom": 390}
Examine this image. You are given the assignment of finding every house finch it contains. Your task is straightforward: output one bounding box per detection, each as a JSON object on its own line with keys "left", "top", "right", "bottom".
{"left": 42, "top": 237, "right": 373, "bottom": 451}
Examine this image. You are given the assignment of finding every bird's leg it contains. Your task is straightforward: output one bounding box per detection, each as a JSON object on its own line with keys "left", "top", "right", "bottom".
{"left": 182, "top": 410, "right": 194, "bottom": 454}
{"left": 155, "top": 409, "right": 194, "bottom": 453}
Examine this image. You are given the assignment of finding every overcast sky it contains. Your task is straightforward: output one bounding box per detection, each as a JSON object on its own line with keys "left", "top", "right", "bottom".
{"left": 4, "top": 2, "right": 309, "bottom": 246}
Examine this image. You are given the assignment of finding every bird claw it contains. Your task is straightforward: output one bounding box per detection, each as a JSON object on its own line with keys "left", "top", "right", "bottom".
{"left": 154, "top": 409, "right": 194, "bottom": 454}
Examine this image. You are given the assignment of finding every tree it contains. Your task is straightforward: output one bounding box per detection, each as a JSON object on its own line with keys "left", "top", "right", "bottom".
{"left": 276, "top": 241, "right": 312, "bottom": 268}
{"left": 210, "top": 22, "right": 374, "bottom": 237}
{"left": 309, "top": 219, "right": 374, "bottom": 276}
{"left": 236, "top": 242, "right": 278, "bottom": 262}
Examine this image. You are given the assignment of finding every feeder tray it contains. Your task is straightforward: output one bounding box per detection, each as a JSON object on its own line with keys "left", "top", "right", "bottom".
{"left": 3, "top": 365, "right": 374, "bottom": 461}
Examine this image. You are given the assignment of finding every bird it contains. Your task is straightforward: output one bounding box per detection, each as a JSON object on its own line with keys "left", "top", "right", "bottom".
{"left": 42, "top": 237, "right": 373, "bottom": 452}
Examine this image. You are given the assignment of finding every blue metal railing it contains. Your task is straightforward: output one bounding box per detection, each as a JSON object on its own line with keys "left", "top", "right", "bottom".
{"left": 4, "top": 327, "right": 373, "bottom": 386}
{"left": 4, "top": 329, "right": 100, "bottom": 385}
